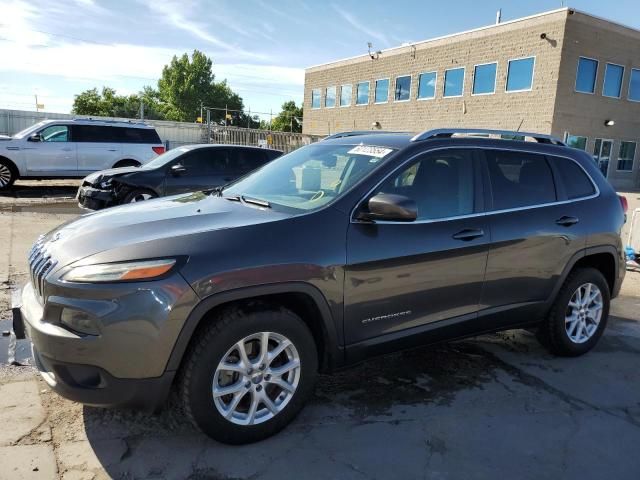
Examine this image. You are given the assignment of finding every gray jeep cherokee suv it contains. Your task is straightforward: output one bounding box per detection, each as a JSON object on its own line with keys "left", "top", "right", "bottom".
{"left": 17, "top": 128, "right": 626, "bottom": 444}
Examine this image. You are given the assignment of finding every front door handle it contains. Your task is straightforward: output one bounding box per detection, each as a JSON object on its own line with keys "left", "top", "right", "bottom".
{"left": 61, "top": 147, "right": 73, "bottom": 152}
{"left": 452, "top": 228, "right": 484, "bottom": 241}
{"left": 556, "top": 216, "right": 579, "bottom": 227}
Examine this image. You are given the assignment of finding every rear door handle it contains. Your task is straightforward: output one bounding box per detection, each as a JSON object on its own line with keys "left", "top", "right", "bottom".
{"left": 452, "top": 228, "right": 484, "bottom": 241}
{"left": 556, "top": 216, "right": 579, "bottom": 227}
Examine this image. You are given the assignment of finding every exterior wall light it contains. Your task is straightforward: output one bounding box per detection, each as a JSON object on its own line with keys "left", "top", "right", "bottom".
{"left": 604, "top": 120, "right": 615, "bottom": 127}
{"left": 371, "top": 121, "right": 381, "bottom": 129}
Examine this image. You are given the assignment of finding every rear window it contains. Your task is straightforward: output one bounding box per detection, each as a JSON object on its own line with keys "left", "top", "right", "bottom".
{"left": 552, "top": 156, "right": 596, "bottom": 199}
{"left": 485, "top": 150, "right": 557, "bottom": 210}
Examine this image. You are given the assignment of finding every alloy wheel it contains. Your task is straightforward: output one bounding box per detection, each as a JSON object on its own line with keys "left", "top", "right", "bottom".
{"left": 0, "top": 164, "right": 12, "bottom": 187}
{"left": 129, "top": 193, "right": 153, "bottom": 202}
{"left": 565, "top": 282, "right": 603, "bottom": 344}
{"left": 212, "top": 331, "right": 301, "bottom": 426}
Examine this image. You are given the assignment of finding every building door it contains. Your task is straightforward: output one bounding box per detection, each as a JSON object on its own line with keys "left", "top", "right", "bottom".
{"left": 593, "top": 139, "right": 613, "bottom": 177}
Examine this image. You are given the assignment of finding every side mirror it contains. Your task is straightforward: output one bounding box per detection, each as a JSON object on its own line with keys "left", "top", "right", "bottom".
{"left": 171, "top": 164, "right": 187, "bottom": 175}
{"left": 28, "top": 133, "right": 42, "bottom": 142}
{"left": 357, "top": 193, "right": 417, "bottom": 222}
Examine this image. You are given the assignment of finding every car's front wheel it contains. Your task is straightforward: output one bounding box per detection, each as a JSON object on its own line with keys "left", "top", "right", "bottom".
{"left": 537, "top": 267, "right": 610, "bottom": 356}
{"left": 178, "top": 305, "right": 318, "bottom": 444}
{"left": 122, "top": 189, "right": 157, "bottom": 203}
{"left": 0, "top": 160, "right": 17, "bottom": 190}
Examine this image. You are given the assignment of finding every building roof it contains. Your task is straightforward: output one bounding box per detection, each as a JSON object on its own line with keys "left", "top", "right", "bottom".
{"left": 306, "top": 7, "right": 640, "bottom": 72}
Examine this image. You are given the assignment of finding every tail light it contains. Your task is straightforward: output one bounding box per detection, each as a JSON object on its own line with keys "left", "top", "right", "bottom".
{"left": 152, "top": 146, "right": 165, "bottom": 155}
{"left": 619, "top": 195, "right": 628, "bottom": 214}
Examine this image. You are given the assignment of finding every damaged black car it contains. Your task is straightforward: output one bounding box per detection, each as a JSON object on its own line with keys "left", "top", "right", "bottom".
{"left": 77, "top": 144, "right": 282, "bottom": 210}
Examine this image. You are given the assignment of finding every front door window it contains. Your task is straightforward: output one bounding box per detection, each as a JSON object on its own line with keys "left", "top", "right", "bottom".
{"left": 40, "top": 125, "right": 69, "bottom": 142}
{"left": 593, "top": 139, "right": 612, "bottom": 177}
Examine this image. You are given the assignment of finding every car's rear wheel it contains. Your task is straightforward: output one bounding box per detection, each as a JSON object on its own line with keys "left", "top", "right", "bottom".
{"left": 122, "top": 189, "right": 157, "bottom": 203}
{"left": 0, "top": 160, "right": 17, "bottom": 190}
{"left": 537, "top": 268, "right": 610, "bottom": 356}
{"left": 178, "top": 305, "right": 318, "bottom": 444}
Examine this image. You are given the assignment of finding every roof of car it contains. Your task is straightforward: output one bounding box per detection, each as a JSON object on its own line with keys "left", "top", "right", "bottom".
{"left": 179, "top": 143, "right": 284, "bottom": 153}
{"left": 320, "top": 133, "right": 414, "bottom": 149}
{"left": 39, "top": 119, "right": 156, "bottom": 129}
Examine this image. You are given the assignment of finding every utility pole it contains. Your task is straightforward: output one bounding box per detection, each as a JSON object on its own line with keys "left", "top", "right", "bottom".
{"left": 35, "top": 94, "right": 39, "bottom": 112}
{"left": 247, "top": 107, "right": 251, "bottom": 129}
{"left": 269, "top": 109, "right": 273, "bottom": 130}
{"left": 225, "top": 105, "right": 228, "bottom": 127}
{"left": 200, "top": 101, "right": 203, "bottom": 123}
{"left": 140, "top": 99, "right": 144, "bottom": 120}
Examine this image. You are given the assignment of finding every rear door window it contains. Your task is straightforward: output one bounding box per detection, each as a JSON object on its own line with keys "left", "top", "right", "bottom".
{"left": 229, "top": 148, "right": 269, "bottom": 174}
{"left": 72, "top": 125, "right": 118, "bottom": 142}
{"left": 178, "top": 149, "right": 223, "bottom": 175}
{"left": 484, "top": 150, "right": 556, "bottom": 210}
{"left": 551, "top": 156, "right": 596, "bottom": 200}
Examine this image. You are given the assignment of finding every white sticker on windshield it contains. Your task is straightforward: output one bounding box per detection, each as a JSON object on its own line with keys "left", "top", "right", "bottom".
{"left": 348, "top": 145, "right": 393, "bottom": 158}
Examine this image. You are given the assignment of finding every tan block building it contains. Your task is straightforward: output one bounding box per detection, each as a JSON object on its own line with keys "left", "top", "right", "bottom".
{"left": 302, "top": 8, "right": 640, "bottom": 190}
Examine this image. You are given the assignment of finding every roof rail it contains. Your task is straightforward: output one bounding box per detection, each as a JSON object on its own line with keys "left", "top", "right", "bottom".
{"left": 323, "top": 130, "right": 407, "bottom": 140}
{"left": 70, "top": 118, "right": 152, "bottom": 127}
{"left": 410, "top": 128, "right": 566, "bottom": 146}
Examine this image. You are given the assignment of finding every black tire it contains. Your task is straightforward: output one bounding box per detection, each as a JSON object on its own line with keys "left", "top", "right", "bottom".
{"left": 178, "top": 305, "right": 318, "bottom": 444}
{"left": 0, "top": 159, "right": 17, "bottom": 191}
{"left": 536, "top": 267, "right": 610, "bottom": 357}
{"left": 113, "top": 160, "right": 140, "bottom": 168}
{"left": 122, "top": 188, "right": 157, "bottom": 204}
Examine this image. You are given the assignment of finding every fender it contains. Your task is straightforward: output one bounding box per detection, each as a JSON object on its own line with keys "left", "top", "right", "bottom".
{"left": 546, "top": 245, "right": 620, "bottom": 308}
{"left": 164, "top": 281, "right": 344, "bottom": 373}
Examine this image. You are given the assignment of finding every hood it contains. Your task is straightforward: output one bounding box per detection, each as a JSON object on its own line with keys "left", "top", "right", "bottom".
{"left": 84, "top": 166, "right": 141, "bottom": 185}
{"left": 0, "top": 135, "right": 12, "bottom": 141}
{"left": 39, "top": 191, "right": 291, "bottom": 269}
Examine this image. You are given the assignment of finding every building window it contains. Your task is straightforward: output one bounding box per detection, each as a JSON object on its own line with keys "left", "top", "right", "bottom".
{"left": 603, "top": 63, "right": 624, "bottom": 98}
{"left": 417, "top": 71, "right": 437, "bottom": 99}
{"left": 593, "top": 138, "right": 613, "bottom": 177}
{"left": 311, "top": 88, "right": 321, "bottom": 109}
{"left": 324, "top": 86, "right": 336, "bottom": 108}
{"left": 472, "top": 62, "right": 497, "bottom": 95}
{"left": 339, "top": 84, "right": 352, "bottom": 107}
{"left": 375, "top": 79, "right": 389, "bottom": 103}
{"left": 617, "top": 141, "right": 636, "bottom": 171}
{"left": 565, "top": 134, "right": 587, "bottom": 151}
{"left": 394, "top": 75, "right": 411, "bottom": 101}
{"left": 575, "top": 57, "right": 598, "bottom": 94}
{"left": 443, "top": 67, "right": 464, "bottom": 97}
{"left": 356, "top": 82, "right": 369, "bottom": 105}
{"left": 628, "top": 68, "right": 640, "bottom": 102}
{"left": 506, "top": 57, "right": 535, "bottom": 92}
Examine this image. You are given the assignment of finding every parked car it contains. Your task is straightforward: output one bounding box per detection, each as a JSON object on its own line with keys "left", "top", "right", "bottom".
{"left": 76, "top": 144, "right": 283, "bottom": 210}
{"left": 16, "top": 128, "right": 626, "bottom": 444}
{"left": 0, "top": 119, "right": 164, "bottom": 190}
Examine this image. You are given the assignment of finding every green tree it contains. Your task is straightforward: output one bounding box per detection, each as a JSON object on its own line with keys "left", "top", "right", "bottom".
{"left": 72, "top": 87, "right": 164, "bottom": 119}
{"left": 268, "top": 101, "right": 303, "bottom": 132}
{"left": 158, "top": 50, "right": 244, "bottom": 123}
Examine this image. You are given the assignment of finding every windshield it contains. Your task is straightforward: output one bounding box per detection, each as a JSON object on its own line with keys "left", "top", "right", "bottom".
{"left": 142, "top": 146, "right": 192, "bottom": 169}
{"left": 225, "top": 143, "right": 396, "bottom": 212}
{"left": 12, "top": 121, "right": 49, "bottom": 139}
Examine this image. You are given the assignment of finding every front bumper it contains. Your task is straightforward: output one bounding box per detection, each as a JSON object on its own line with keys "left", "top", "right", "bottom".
{"left": 19, "top": 275, "right": 198, "bottom": 410}
{"left": 77, "top": 185, "right": 114, "bottom": 210}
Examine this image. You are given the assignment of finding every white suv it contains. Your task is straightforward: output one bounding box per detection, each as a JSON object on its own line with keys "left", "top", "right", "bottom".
{"left": 0, "top": 119, "right": 165, "bottom": 190}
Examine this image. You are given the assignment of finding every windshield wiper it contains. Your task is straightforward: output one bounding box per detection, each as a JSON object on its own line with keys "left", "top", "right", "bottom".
{"left": 241, "top": 195, "right": 271, "bottom": 208}
{"left": 208, "top": 185, "right": 226, "bottom": 197}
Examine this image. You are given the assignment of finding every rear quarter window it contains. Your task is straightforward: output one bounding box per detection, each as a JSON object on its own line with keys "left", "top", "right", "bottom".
{"left": 552, "top": 156, "right": 596, "bottom": 200}
{"left": 118, "top": 127, "right": 161, "bottom": 144}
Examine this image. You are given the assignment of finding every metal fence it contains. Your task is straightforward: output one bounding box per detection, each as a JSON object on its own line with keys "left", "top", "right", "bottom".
{"left": 0, "top": 109, "right": 323, "bottom": 153}
{"left": 206, "top": 125, "right": 322, "bottom": 153}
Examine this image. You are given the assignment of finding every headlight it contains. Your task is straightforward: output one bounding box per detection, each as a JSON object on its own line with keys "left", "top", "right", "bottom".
{"left": 99, "top": 179, "right": 112, "bottom": 189}
{"left": 62, "top": 259, "right": 176, "bottom": 283}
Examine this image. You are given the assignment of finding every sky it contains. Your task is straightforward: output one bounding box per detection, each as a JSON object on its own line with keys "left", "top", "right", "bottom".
{"left": 1, "top": 0, "right": 640, "bottom": 119}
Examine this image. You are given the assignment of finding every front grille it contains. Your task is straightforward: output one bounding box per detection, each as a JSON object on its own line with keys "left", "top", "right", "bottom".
{"left": 28, "top": 236, "right": 57, "bottom": 303}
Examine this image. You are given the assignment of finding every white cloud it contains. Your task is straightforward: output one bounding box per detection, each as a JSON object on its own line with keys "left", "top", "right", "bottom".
{"left": 331, "top": 4, "right": 389, "bottom": 47}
